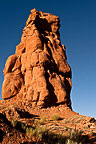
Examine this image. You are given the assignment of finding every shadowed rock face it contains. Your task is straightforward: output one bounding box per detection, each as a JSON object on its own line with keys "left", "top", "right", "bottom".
{"left": 2, "top": 9, "right": 72, "bottom": 108}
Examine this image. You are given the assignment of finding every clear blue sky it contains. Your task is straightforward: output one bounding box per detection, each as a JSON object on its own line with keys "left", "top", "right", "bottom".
{"left": 0, "top": 0, "right": 96, "bottom": 117}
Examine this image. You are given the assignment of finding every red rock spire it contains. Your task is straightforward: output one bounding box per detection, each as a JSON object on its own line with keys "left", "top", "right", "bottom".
{"left": 2, "top": 9, "right": 72, "bottom": 108}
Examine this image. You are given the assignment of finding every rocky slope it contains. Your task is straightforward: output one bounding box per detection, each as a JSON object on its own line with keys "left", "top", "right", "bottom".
{"left": 0, "top": 104, "right": 96, "bottom": 144}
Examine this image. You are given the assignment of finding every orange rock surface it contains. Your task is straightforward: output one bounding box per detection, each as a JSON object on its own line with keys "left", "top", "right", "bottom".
{"left": 2, "top": 9, "right": 72, "bottom": 108}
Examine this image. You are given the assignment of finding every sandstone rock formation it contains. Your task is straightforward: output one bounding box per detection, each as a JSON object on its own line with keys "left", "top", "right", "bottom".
{"left": 2, "top": 9, "right": 72, "bottom": 108}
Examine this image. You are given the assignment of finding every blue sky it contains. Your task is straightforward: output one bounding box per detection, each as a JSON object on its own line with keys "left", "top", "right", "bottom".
{"left": 0, "top": 0, "right": 96, "bottom": 117}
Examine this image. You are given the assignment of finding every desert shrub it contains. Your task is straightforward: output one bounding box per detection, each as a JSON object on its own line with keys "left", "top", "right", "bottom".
{"left": 11, "top": 120, "right": 17, "bottom": 127}
{"left": 34, "top": 119, "right": 42, "bottom": 125}
{"left": 66, "top": 128, "right": 86, "bottom": 144}
{"left": 26, "top": 125, "right": 47, "bottom": 143}
{"left": 66, "top": 139, "right": 79, "bottom": 144}
{"left": 42, "top": 131, "right": 67, "bottom": 144}
{"left": 26, "top": 127, "right": 34, "bottom": 137}
{"left": 33, "top": 117, "right": 47, "bottom": 126}
{"left": 52, "top": 114, "right": 60, "bottom": 121}
{"left": 21, "top": 122, "right": 27, "bottom": 131}
{"left": 39, "top": 116, "right": 48, "bottom": 124}
{"left": 40, "top": 116, "right": 48, "bottom": 122}
{"left": 11, "top": 120, "right": 28, "bottom": 132}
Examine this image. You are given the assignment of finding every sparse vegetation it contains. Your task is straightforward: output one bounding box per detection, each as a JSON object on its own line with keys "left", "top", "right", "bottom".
{"left": 9, "top": 118, "right": 88, "bottom": 143}
{"left": 26, "top": 127, "right": 34, "bottom": 137}
{"left": 26, "top": 124, "right": 47, "bottom": 143}
{"left": 33, "top": 117, "right": 48, "bottom": 126}
{"left": 40, "top": 116, "right": 48, "bottom": 123}
{"left": 21, "top": 122, "right": 27, "bottom": 131}
{"left": 11, "top": 120, "right": 17, "bottom": 127}
{"left": 52, "top": 114, "right": 60, "bottom": 121}
{"left": 34, "top": 118, "right": 43, "bottom": 125}
{"left": 66, "top": 128, "right": 85, "bottom": 144}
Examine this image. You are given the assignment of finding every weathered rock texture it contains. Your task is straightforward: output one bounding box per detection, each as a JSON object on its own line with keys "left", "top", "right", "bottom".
{"left": 2, "top": 9, "right": 72, "bottom": 108}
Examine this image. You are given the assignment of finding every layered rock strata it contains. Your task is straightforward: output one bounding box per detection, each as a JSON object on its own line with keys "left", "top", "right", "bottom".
{"left": 2, "top": 9, "right": 72, "bottom": 108}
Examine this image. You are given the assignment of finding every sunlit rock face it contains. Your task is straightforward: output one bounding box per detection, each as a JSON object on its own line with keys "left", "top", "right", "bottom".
{"left": 2, "top": 9, "right": 72, "bottom": 108}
